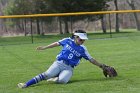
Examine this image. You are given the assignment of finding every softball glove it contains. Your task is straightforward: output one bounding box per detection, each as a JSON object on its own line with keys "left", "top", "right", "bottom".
{"left": 101, "top": 64, "right": 118, "bottom": 77}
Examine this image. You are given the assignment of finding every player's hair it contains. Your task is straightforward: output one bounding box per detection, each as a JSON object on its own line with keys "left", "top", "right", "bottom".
{"left": 71, "top": 30, "right": 86, "bottom": 39}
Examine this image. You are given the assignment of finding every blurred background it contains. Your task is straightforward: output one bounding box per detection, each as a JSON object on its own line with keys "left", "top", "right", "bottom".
{"left": 0, "top": 0, "right": 140, "bottom": 45}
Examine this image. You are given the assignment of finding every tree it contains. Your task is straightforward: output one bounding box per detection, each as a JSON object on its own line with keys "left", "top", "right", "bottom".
{"left": 0, "top": 0, "right": 8, "bottom": 32}
{"left": 46, "top": 0, "right": 112, "bottom": 33}
{"left": 4, "top": 0, "right": 35, "bottom": 35}
{"left": 114, "top": 0, "right": 120, "bottom": 32}
{"left": 4, "top": 0, "right": 112, "bottom": 34}
{"left": 101, "top": 15, "right": 107, "bottom": 33}
{"left": 126, "top": 0, "right": 140, "bottom": 31}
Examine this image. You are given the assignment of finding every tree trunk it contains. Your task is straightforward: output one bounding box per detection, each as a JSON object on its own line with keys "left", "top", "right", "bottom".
{"left": 36, "top": 18, "right": 41, "bottom": 35}
{"left": 70, "top": 16, "right": 73, "bottom": 33}
{"left": 101, "top": 15, "right": 107, "bottom": 33}
{"left": 64, "top": 19, "right": 69, "bottom": 34}
{"left": 58, "top": 17, "right": 63, "bottom": 34}
{"left": 127, "top": 0, "right": 140, "bottom": 31}
{"left": 24, "top": 19, "right": 27, "bottom": 36}
{"left": 133, "top": 12, "right": 140, "bottom": 31}
{"left": 114, "top": 0, "right": 120, "bottom": 32}
{"left": 0, "top": 19, "right": 8, "bottom": 32}
{"left": 21, "top": 19, "right": 25, "bottom": 34}
{"left": 0, "top": 3, "right": 7, "bottom": 32}
{"left": 40, "top": 21, "right": 44, "bottom": 35}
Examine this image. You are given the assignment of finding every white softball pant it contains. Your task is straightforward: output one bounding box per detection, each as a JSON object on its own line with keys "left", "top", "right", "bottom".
{"left": 43, "top": 60, "right": 73, "bottom": 84}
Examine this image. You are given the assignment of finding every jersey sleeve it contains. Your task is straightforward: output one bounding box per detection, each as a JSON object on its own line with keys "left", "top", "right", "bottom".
{"left": 81, "top": 45, "right": 93, "bottom": 60}
{"left": 58, "top": 38, "right": 69, "bottom": 46}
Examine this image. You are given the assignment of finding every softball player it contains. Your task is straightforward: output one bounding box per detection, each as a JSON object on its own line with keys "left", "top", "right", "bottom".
{"left": 18, "top": 30, "right": 105, "bottom": 88}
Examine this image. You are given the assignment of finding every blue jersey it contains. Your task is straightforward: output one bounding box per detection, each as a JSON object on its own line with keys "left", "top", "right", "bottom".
{"left": 56, "top": 38, "right": 92, "bottom": 66}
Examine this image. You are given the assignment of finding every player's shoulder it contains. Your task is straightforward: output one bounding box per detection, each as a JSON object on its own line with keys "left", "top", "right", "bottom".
{"left": 58, "top": 37, "right": 73, "bottom": 42}
{"left": 80, "top": 45, "right": 88, "bottom": 50}
{"left": 60, "top": 37, "right": 73, "bottom": 41}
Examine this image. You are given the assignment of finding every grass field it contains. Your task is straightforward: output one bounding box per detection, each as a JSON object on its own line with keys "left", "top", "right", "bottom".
{"left": 0, "top": 31, "right": 140, "bottom": 93}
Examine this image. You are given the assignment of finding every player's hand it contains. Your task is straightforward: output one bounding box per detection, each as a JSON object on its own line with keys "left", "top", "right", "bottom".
{"left": 36, "top": 46, "right": 45, "bottom": 50}
{"left": 101, "top": 64, "right": 118, "bottom": 77}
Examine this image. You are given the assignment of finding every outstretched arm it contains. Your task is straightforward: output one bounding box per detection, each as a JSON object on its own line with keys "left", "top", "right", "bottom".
{"left": 36, "top": 42, "right": 60, "bottom": 50}
{"left": 89, "top": 58, "right": 118, "bottom": 77}
{"left": 89, "top": 58, "right": 104, "bottom": 69}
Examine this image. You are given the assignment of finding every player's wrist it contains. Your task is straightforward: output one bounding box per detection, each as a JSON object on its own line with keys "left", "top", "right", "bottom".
{"left": 42, "top": 46, "right": 47, "bottom": 49}
{"left": 37, "top": 46, "right": 46, "bottom": 50}
{"left": 99, "top": 64, "right": 106, "bottom": 69}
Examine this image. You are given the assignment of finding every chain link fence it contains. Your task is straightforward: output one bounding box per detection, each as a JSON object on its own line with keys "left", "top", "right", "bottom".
{"left": 0, "top": 10, "right": 140, "bottom": 45}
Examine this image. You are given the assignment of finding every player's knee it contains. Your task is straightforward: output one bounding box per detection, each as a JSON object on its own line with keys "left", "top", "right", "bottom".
{"left": 42, "top": 72, "right": 52, "bottom": 79}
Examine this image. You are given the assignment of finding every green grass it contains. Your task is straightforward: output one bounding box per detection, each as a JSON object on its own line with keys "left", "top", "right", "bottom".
{"left": 0, "top": 31, "right": 140, "bottom": 93}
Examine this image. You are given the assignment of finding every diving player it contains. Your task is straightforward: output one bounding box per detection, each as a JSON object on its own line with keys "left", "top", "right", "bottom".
{"left": 17, "top": 30, "right": 105, "bottom": 88}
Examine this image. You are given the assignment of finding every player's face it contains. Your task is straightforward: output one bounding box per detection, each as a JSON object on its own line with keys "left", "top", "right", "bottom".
{"left": 75, "top": 36, "right": 85, "bottom": 45}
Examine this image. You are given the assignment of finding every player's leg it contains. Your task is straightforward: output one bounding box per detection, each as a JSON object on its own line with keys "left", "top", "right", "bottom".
{"left": 47, "top": 69, "right": 73, "bottom": 84}
{"left": 47, "top": 61, "right": 73, "bottom": 84}
{"left": 18, "top": 61, "right": 60, "bottom": 88}
{"left": 57, "top": 69, "right": 73, "bottom": 84}
{"left": 17, "top": 72, "right": 47, "bottom": 88}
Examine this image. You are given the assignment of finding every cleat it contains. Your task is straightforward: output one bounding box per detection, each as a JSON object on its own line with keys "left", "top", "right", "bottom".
{"left": 17, "top": 83, "right": 27, "bottom": 89}
{"left": 47, "top": 77, "right": 58, "bottom": 83}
